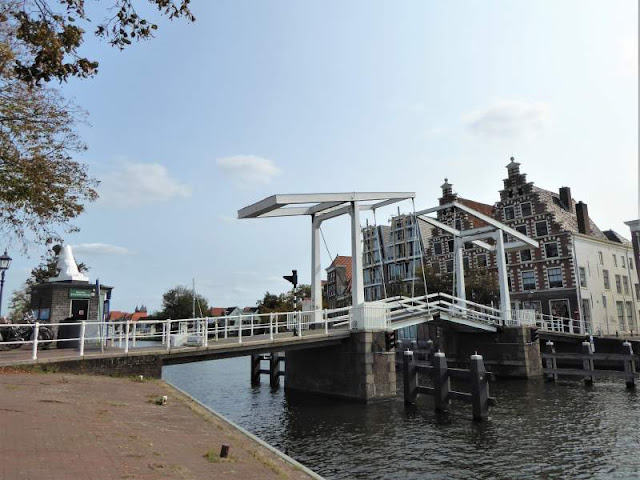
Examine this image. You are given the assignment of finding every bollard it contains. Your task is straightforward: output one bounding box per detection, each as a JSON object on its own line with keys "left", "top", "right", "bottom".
{"left": 79, "top": 321, "right": 86, "bottom": 356}
{"left": 433, "top": 351, "right": 450, "bottom": 412}
{"left": 581, "top": 341, "right": 594, "bottom": 385}
{"left": 251, "top": 355, "right": 261, "bottom": 386}
{"left": 220, "top": 445, "right": 230, "bottom": 458}
{"left": 31, "top": 321, "right": 39, "bottom": 360}
{"left": 470, "top": 353, "right": 489, "bottom": 421}
{"left": 622, "top": 341, "right": 636, "bottom": 389}
{"left": 403, "top": 350, "right": 417, "bottom": 405}
{"left": 270, "top": 352, "right": 281, "bottom": 388}
{"left": 545, "top": 341, "right": 557, "bottom": 382}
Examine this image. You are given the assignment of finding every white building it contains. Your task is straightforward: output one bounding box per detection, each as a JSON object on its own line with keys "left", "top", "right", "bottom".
{"left": 574, "top": 231, "right": 639, "bottom": 335}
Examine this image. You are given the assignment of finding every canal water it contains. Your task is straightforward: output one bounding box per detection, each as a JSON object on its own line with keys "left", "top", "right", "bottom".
{"left": 163, "top": 357, "right": 640, "bottom": 480}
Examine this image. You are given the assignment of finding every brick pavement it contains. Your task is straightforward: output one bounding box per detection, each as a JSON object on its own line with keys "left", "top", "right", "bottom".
{"left": 0, "top": 372, "right": 318, "bottom": 480}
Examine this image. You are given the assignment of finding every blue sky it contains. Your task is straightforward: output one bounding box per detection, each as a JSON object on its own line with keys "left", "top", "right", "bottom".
{"left": 4, "top": 0, "right": 638, "bottom": 313}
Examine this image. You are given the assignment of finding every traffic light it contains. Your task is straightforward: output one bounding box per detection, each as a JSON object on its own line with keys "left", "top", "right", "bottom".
{"left": 384, "top": 330, "right": 396, "bottom": 351}
{"left": 283, "top": 270, "right": 298, "bottom": 288}
{"left": 530, "top": 327, "right": 540, "bottom": 343}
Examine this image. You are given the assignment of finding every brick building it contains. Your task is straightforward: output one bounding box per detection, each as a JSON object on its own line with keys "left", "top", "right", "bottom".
{"left": 325, "top": 255, "right": 352, "bottom": 309}
{"left": 362, "top": 157, "right": 638, "bottom": 333}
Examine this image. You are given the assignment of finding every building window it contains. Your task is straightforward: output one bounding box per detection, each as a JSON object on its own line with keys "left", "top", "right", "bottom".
{"left": 626, "top": 302, "right": 635, "bottom": 330}
{"left": 520, "top": 249, "right": 532, "bottom": 262}
{"left": 535, "top": 220, "right": 548, "bottom": 237}
{"left": 613, "top": 254, "right": 618, "bottom": 267}
{"left": 505, "top": 253, "right": 510, "bottom": 264}
{"left": 522, "top": 300, "right": 541, "bottom": 314}
{"left": 603, "top": 270, "right": 610, "bottom": 290}
{"left": 446, "top": 259, "right": 454, "bottom": 273}
{"left": 504, "top": 206, "right": 515, "bottom": 221}
{"left": 621, "top": 256, "right": 626, "bottom": 268}
{"left": 515, "top": 225, "right": 527, "bottom": 236}
{"left": 463, "top": 257, "right": 470, "bottom": 270}
{"left": 598, "top": 251, "right": 603, "bottom": 265}
{"left": 579, "top": 267, "right": 587, "bottom": 288}
{"left": 615, "top": 275, "right": 622, "bottom": 294}
{"left": 434, "top": 242, "right": 442, "bottom": 255}
{"left": 455, "top": 219, "right": 462, "bottom": 231}
{"left": 448, "top": 239, "right": 454, "bottom": 252}
{"left": 520, "top": 202, "right": 532, "bottom": 217}
{"left": 635, "top": 284, "right": 640, "bottom": 301}
{"left": 522, "top": 271, "right": 536, "bottom": 290}
{"left": 544, "top": 242, "right": 559, "bottom": 258}
{"left": 550, "top": 299, "right": 570, "bottom": 318}
{"left": 602, "top": 295, "right": 607, "bottom": 308}
{"left": 432, "top": 262, "right": 441, "bottom": 274}
{"left": 617, "top": 301, "right": 625, "bottom": 331}
{"left": 477, "top": 254, "right": 487, "bottom": 267}
{"left": 630, "top": 258, "right": 634, "bottom": 270}
{"left": 623, "top": 276, "right": 629, "bottom": 295}
{"left": 548, "top": 267, "right": 563, "bottom": 288}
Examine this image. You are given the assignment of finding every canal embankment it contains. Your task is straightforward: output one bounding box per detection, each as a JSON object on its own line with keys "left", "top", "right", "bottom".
{"left": 0, "top": 370, "right": 322, "bottom": 480}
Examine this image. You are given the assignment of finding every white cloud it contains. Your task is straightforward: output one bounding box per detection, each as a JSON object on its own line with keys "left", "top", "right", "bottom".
{"left": 72, "top": 243, "right": 133, "bottom": 256}
{"left": 463, "top": 100, "right": 550, "bottom": 138}
{"left": 216, "top": 155, "right": 281, "bottom": 189}
{"left": 98, "top": 162, "right": 192, "bottom": 207}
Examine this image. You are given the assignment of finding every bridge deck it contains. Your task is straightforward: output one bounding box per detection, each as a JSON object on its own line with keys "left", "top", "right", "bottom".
{"left": 0, "top": 330, "right": 351, "bottom": 368}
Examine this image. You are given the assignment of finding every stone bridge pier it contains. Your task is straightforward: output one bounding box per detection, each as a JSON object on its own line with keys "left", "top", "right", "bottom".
{"left": 284, "top": 331, "right": 396, "bottom": 402}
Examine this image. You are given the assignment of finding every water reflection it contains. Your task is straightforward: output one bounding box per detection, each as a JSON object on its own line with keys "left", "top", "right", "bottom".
{"left": 163, "top": 357, "right": 640, "bottom": 480}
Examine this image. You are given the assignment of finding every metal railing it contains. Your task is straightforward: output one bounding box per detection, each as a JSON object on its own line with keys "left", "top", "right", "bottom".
{"left": 0, "top": 308, "right": 352, "bottom": 361}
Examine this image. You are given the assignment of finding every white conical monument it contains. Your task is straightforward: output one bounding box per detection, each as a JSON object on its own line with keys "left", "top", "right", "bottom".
{"left": 48, "top": 245, "right": 89, "bottom": 282}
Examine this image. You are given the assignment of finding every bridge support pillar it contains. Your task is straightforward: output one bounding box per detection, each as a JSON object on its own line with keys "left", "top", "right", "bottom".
{"left": 285, "top": 331, "right": 396, "bottom": 402}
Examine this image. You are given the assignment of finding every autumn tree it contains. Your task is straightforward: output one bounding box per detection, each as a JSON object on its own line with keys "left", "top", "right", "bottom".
{"left": 0, "top": 1, "right": 195, "bottom": 245}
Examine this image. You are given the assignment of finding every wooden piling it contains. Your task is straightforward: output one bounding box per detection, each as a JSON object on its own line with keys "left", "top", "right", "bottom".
{"left": 581, "top": 341, "right": 594, "bottom": 385}
{"left": 623, "top": 341, "right": 636, "bottom": 389}
{"left": 270, "top": 352, "right": 281, "bottom": 388}
{"left": 470, "top": 353, "right": 489, "bottom": 421}
{"left": 403, "top": 350, "right": 417, "bottom": 405}
{"left": 425, "top": 339, "right": 434, "bottom": 365}
{"left": 545, "top": 341, "right": 557, "bottom": 382}
{"left": 433, "top": 351, "right": 450, "bottom": 413}
{"left": 250, "top": 354, "right": 261, "bottom": 386}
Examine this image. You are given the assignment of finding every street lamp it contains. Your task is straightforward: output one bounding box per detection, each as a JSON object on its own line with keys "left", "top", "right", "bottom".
{"left": 0, "top": 250, "right": 12, "bottom": 318}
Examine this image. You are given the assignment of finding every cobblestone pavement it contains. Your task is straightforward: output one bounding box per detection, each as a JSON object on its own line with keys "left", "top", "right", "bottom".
{"left": 0, "top": 372, "right": 318, "bottom": 480}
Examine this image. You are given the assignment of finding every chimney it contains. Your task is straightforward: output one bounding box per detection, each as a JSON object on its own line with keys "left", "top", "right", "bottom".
{"left": 559, "top": 186, "right": 573, "bottom": 213}
{"left": 576, "top": 201, "right": 590, "bottom": 235}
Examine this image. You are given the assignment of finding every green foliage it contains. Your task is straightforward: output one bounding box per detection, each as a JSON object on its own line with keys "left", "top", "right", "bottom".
{"left": 257, "top": 284, "right": 311, "bottom": 313}
{"left": 156, "top": 285, "right": 209, "bottom": 320}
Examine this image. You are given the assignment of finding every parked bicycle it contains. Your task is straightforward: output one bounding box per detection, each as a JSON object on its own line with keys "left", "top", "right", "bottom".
{"left": 0, "top": 313, "right": 54, "bottom": 350}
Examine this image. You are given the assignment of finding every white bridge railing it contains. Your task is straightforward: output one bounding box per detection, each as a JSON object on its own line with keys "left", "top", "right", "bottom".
{"left": 0, "top": 294, "right": 588, "bottom": 362}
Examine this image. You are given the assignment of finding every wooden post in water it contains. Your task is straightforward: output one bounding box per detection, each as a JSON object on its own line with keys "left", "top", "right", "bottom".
{"left": 470, "top": 353, "right": 489, "bottom": 421}
{"left": 425, "top": 339, "right": 434, "bottom": 365}
{"left": 622, "top": 341, "right": 636, "bottom": 389}
{"left": 251, "top": 354, "right": 261, "bottom": 386}
{"left": 433, "top": 351, "right": 450, "bottom": 413}
{"left": 581, "top": 341, "right": 594, "bottom": 385}
{"left": 270, "top": 352, "right": 281, "bottom": 388}
{"left": 403, "top": 350, "right": 417, "bottom": 405}
{"left": 545, "top": 341, "right": 557, "bottom": 382}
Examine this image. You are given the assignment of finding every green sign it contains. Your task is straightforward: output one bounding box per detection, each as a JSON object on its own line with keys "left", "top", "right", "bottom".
{"left": 69, "top": 288, "right": 92, "bottom": 299}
